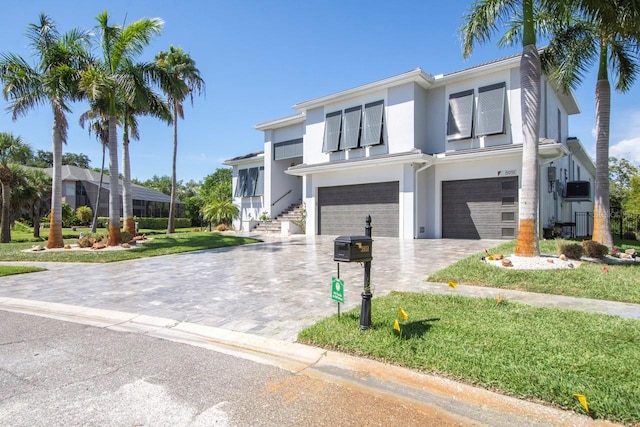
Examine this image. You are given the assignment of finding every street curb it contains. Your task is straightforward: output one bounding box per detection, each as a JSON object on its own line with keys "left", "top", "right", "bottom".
{"left": 0, "top": 298, "right": 619, "bottom": 427}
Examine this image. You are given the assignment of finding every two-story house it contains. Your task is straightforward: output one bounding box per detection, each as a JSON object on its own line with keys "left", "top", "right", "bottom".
{"left": 224, "top": 54, "right": 595, "bottom": 239}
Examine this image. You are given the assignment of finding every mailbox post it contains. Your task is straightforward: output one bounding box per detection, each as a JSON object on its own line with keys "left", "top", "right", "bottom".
{"left": 332, "top": 216, "right": 373, "bottom": 331}
{"left": 360, "top": 215, "right": 372, "bottom": 330}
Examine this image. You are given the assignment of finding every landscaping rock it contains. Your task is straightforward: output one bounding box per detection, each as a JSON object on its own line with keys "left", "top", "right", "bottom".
{"left": 64, "top": 244, "right": 71, "bottom": 250}
{"left": 559, "top": 254, "right": 567, "bottom": 261}
{"left": 501, "top": 258, "right": 513, "bottom": 267}
{"left": 91, "top": 242, "right": 107, "bottom": 250}
{"left": 31, "top": 245, "right": 45, "bottom": 252}
{"left": 120, "top": 243, "right": 130, "bottom": 249}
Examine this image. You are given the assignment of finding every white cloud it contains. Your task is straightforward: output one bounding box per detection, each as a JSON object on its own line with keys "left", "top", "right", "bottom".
{"left": 610, "top": 137, "right": 640, "bottom": 164}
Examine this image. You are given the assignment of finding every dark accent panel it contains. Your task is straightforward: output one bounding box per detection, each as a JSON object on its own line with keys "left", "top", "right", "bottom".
{"left": 318, "top": 182, "right": 399, "bottom": 237}
{"left": 442, "top": 176, "right": 518, "bottom": 239}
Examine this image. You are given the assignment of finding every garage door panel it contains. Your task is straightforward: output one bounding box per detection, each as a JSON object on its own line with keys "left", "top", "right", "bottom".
{"left": 442, "top": 177, "right": 518, "bottom": 239}
{"left": 318, "top": 182, "right": 399, "bottom": 237}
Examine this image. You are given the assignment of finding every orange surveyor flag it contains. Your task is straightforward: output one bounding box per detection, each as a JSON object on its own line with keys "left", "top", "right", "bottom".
{"left": 398, "top": 307, "right": 408, "bottom": 321}
{"left": 448, "top": 281, "right": 457, "bottom": 289}
{"left": 393, "top": 319, "right": 400, "bottom": 332}
{"left": 496, "top": 294, "right": 502, "bottom": 305}
{"left": 573, "top": 394, "right": 589, "bottom": 412}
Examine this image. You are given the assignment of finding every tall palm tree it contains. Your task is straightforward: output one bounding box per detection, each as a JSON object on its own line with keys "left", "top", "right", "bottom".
{"left": 0, "top": 13, "right": 91, "bottom": 248}
{"left": 79, "top": 110, "right": 109, "bottom": 233}
{"left": 80, "top": 11, "right": 163, "bottom": 245}
{"left": 0, "top": 132, "right": 33, "bottom": 242}
{"left": 461, "top": 0, "right": 564, "bottom": 257}
{"left": 121, "top": 62, "right": 171, "bottom": 236}
{"left": 155, "top": 46, "right": 205, "bottom": 234}
{"left": 541, "top": 0, "right": 640, "bottom": 249}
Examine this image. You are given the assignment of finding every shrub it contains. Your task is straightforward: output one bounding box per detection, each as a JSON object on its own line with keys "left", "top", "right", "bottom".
{"left": 582, "top": 240, "right": 609, "bottom": 258}
{"left": 216, "top": 223, "right": 228, "bottom": 232}
{"left": 557, "top": 242, "right": 584, "bottom": 260}
{"left": 76, "top": 206, "right": 93, "bottom": 225}
{"left": 96, "top": 217, "right": 191, "bottom": 230}
{"left": 622, "top": 230, "right": 637, "bottom": 240}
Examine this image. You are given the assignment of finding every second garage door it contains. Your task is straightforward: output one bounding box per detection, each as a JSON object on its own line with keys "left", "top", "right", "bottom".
{"left": 442, "top": 177, "right": 518, "bottom": 239}
{"left": 318, "top": 182, "right": 399, "bottom": 237}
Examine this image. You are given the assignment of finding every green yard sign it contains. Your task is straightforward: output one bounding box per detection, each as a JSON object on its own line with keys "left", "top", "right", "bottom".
{"left": 331, "top": 277, "right": 344, "bottom": 303}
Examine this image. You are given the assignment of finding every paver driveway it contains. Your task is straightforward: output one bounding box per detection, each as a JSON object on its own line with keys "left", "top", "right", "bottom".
{"left": 0, "top": 235, "right": 500, "bottom": 341}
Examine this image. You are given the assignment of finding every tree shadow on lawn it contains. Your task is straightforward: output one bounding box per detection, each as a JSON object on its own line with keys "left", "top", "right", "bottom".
{"left": 396, "top": 318, "right": 441, "bottom": 340}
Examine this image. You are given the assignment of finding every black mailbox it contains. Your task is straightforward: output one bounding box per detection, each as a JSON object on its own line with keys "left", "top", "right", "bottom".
{"left": 334, "top": 235, "right": 373, "bottom": 262}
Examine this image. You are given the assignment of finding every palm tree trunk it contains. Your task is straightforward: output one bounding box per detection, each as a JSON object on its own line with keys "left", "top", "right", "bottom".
{"left": 167, "top": 105, "right": 178, "bottom": 234}
{"left": 1, "top": 180, "right": 11, "bottom": 243}
{"left": 46, "top": 117, "right": 64, "bottom": 248}
{"left": 122, "top": 125, "right": 135, "bottom": 236}
{"left": 33, "top": 214, "right": 41, "bottom": 238}
{"left": 91, "top": 142, "right": 106, "bottom": 234}
{"left": 107, "top": 115, "right": 122, "bottom": 246}
{"left": 591, "top": 78, "right": 614, "bottom": 249}
{"left": 514, "top": 43, "right": 541, "bottom": 257}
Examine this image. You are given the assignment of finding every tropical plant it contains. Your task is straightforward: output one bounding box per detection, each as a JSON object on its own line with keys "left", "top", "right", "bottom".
{"left": 201, "top": 198, "right": 239, "bottom": 226}
{"left": 79, "top": 11, "right": 163, "bottom": 245}
{"left": 461, "top": 0, "right": 559, "bottom": 257}
{"left": 0, "top": 132, "right": 32, "bottom": 242}
{"left": 155, "top": 45, "right": 205, "bottom": 234}
{"left": 541, "top": 0, "right": 640, "bottom": 249}
{"left": 609, "top": 157, "right": 639, "bottom": 210}
{"left": 12, "top": 167, "right": 51, "bottom": 238}
{"left": 0, "top": 13, "right": 91, "bottom": 247}
{"left": 76, "top": 206, "right": 93, "bottom": 225}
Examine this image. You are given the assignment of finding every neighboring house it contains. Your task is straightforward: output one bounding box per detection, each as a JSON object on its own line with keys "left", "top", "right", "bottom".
{"left": 224, "top": 54, "right": 595, "bottom": 239}
{"left": 43, "top": 165, "right": 184, "bottom": 218}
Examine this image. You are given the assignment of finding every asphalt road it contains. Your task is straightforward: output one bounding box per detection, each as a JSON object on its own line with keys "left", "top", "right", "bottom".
{"left": 0, "top": 310, "right": 465, "bottom": 426}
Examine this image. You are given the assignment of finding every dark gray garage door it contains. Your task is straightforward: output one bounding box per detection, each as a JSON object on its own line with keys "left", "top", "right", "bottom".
{"left": 442, "top": 177, "right": 518, "bottom": 239}
{"left": 318, "top": 182, "right": 399, "bottom": 237}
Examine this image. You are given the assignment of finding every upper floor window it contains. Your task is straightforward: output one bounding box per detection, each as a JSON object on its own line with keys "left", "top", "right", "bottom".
{"left": 322, "top": 100, "right": 384, "bottom": 152}
{"left": 234, "top": 167, "right": 264, "bottom": 197}
{"left": 447, "top": 82, "right": 506, "bottom": 141}
{"left": 447, "top": 90, "right": 474, "bottom": 140}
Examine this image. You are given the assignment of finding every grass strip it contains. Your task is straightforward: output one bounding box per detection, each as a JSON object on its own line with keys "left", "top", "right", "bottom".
{"left": 298, "top": 292, "right": 640, "bottom": 424}
{"left": 0, "top": 232, "right": 260, "bottom": 263}
{"left": 0, "top": 266, "right": 46, "bottom": 276}
{"left": 427, "top": 239, "right": 640, "bottom": 304}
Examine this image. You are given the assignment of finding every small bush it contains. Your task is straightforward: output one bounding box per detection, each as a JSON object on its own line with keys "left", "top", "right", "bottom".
{"left": 216, "top": 223, "right": 228, "bottom": 232}
{"left": 557, "top": 242, "right": 584, "bottom": 260}
{"left": 582, "top": 240, "right": 609, "bottom": 258}
{"left": 76, "top": 206, "right": 93, "bottom": 225}
{"left": 622, "top": 230, "right": 637, "bottom": 240}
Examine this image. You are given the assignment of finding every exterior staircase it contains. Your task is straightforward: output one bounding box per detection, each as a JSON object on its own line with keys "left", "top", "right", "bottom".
{"left": 253, "top": 203, "right": 305, "bottom": 234}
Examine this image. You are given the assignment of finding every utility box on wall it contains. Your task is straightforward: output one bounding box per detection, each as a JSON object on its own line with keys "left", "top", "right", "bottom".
{"left": 565, "top": 181, "right": 591, "bottom": 201}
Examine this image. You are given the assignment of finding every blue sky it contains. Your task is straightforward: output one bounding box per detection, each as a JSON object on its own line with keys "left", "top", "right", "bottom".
{"left": 1, "top": 1, "right": 639, "bottom": 182}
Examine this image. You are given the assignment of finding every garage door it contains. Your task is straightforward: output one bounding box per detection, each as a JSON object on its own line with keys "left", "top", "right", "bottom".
{"left": 442, "top": 177, "right": 518, "bottom": 239}
{"left": 318, "top": 182, "right": 399, "bottom": 237}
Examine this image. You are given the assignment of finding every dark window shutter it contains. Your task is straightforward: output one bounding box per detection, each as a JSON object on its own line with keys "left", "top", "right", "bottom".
{"left": 363, "top": 100, "right": 384, "bottom": 146}
{"left": 342, "top": 106, "right": 362, "bottom": 149}
{"left": 476, "top": 83, "right": 506, "bottom": 136}
{"left": 254, "top": 166, "right": 264, "bottom": 196}
{"left": 246, "top": 167, "right": 259, "bottom": 196}
{"left": 235, "top": 169, "right": 248, "bottom": 197}
{"left": 323, "top": 111, "right": 342, "bottom": 152}
{"left": 447, "top": 89, "right": 474, "bottom": 140}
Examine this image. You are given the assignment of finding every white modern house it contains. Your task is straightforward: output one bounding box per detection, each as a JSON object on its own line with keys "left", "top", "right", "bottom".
{"left": 224, "top": 54, "right": 595, "bottom": 239}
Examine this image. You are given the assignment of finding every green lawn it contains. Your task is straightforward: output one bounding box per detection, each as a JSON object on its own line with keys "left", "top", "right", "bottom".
{"left": 0, "top": 231, "right": 260, "bottom": 263}
{"left": 298, "top": 292, "right": 640, "bottom": 425}
{"left": 427, "top": 239, "right": 640, "bottom": 304}
{"left": 0, "top": 265, "right": 46, "bottom": 276}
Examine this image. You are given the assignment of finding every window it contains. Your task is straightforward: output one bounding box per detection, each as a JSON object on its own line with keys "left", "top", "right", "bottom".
{"left": 246, "top": 167, "right": 258, "bottom": 196}
{"left": 557, "top": 108, "right": 562, "bottom": 142}
{"left": 447, "top": 90, "right": 474, "bottom": 140}
{"left": 577, "top": 165, "right": 581, "bottom": 181}
{"left": 362, "top": 100, "right": 384, "bottom": 146}
{"left": 274, "top": 139, "right": 303, "bottom": 160}
{"left": 234, "top": 169, "right": 248, "bottom": 197}
{"left": 476, "top": 82, "right": 506, "bottom": 136}
{"left": 254, "top": 166, "right": 264, "bottom": 196}
{"left": 323, "top": 111, "right": 342, "bottom": 152}
{"left": 342, "top": 106, "right": 362, "bottom": 149}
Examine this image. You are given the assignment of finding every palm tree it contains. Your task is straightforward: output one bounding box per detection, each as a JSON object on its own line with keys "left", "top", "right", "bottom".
{"left": 201, "top": 198, "right": 239, "bottom": 227}
{"left": 0, "top": 13, "right": 91, "bottom": 248}
{"left": 79, "top": 110, "right": 109, "bottom": 233}
{"left": 80, "top": 11, "right": 163, "bottom": 245}
{"left": 461, "top": 0, "right": 566, "bottom": 257}
{"left": 0, "top": 132, "right": 33, "bottom": 242}
{"left": 121, "top": 62, "right": 171, "bottom": 236}
{"left": 155, "top": 46, "right": 205, "bottom": 234}
{"left": 541, "top": 0, "right": 640, "bottom": 249}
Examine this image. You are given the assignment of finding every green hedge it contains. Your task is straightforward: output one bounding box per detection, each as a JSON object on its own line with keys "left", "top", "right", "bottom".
{"left": 95, "top": 217, "right": 191, "bottom": 230}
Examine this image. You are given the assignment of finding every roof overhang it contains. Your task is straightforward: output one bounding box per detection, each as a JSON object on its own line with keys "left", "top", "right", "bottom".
{"left": 292, "top": 68, "right": 435, "bottom": 112}
{"left": 285, "top": 150, "right": 434, "bottom": 176}
{"left": 254, "top": 113, "right": 306, "bottom": 131}
{"left": 567, "top": 138, "right": 596, "bottom": 175}
{"left": 434, "top": 139, "right": 568, "bottom": 164}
